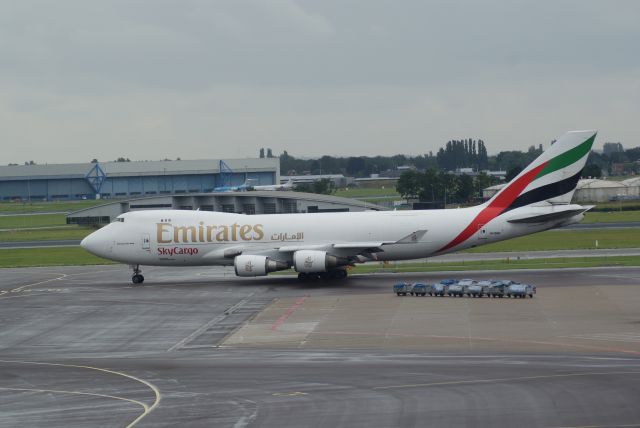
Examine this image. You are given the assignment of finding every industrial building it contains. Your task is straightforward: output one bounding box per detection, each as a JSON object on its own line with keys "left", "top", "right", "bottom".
{"left": 67, "top": 191, "right": 388, "bottom": 225}
{"left": 0, "top": 158, "right": 279, "bottom": 202}
{"left": 482, "top": 178, "right": 640, "bottom": 202}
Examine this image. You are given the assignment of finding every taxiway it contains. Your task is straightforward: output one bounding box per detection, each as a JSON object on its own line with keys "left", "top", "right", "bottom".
{"left": 1, "top": 265, "right": 639, "bottom": 427}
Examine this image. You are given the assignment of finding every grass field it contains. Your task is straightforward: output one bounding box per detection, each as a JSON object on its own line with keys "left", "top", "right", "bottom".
{"left": 465, "top": 228, "right": 640, "bottom": 253}
{"left": 348, "top": 256, "right": 640, "bottom": 273}
{"left": 0, "top": 212, "right": 93, "bottom": 242}
{"left": 589, "top": 201, "right": 640, "bottom": 211}
{"left": 1, "top": 192, "right": 639, "bottom": 271}
{"left": 0, "top": 228, "right": 93, "bottom": 242}
{"left": 1, "top": 211, "right": 639, "bottom": 250}
{"left": 4, "top": 226, "right": 635, "bottom": 249}
{"left": 0, "top": 247, "right": 114, "bottom": 268}
{"left": 4, "top": 206, "right": 635, "bottom": 228}
{"left": 267, "top": 255, "right": 640, "bottom": 276}
{"left": 0, "top": 213, "right": 67, "bottom": 228}
{"left": 1, "top": 246, "right": 638, "bottom": 271}
{"left": 335, "top": 187, "right": 399, "bottom": 198}
{"left": 582, "top": 211, "right": 640, "bottom": 223}
{"left": 0, "top": 199, "right": 110, "bottom": 214}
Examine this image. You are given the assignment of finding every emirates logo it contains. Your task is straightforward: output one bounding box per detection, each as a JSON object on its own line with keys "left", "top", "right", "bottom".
{"left": 304, "top": 256, "right": 313, "bottom": 269}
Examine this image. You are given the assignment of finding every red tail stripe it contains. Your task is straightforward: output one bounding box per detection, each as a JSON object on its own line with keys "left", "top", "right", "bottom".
{"left": 437, "top": 161, "right": 548, "bottom": 252}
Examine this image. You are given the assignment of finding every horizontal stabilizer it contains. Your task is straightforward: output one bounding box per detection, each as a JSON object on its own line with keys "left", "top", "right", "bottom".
{"left": 507, "top": 208, "right": 588, "bottom": 224}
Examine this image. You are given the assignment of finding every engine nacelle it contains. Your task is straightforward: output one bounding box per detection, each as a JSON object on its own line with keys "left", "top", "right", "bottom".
{"left": 293, "top": 250, "right": 348, "bottom": 273}
{"left": 234, "top": 255, "right": 288, "bottom": 277}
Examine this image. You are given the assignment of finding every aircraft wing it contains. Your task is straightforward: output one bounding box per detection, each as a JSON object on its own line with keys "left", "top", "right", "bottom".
{"left": 203, "top": 230, "right": 428, "bottom": 262}
{"left": 277, "top": 230, "right": 428, "bottom": 257}
{"left": 278, "top": 230, "right": 427, "bottom": 252}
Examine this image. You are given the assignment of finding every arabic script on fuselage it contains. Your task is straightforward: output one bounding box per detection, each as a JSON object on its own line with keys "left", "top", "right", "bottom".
{"left": 270, "top": 232, "right": 304, "bottom": 242}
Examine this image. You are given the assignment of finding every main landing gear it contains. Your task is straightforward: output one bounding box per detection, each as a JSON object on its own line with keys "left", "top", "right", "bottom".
{"left": 131, "top": 265, "right": 144, "bottom": 284}
{"left": 298, "top": 269, "right": 348, "bottom": 282}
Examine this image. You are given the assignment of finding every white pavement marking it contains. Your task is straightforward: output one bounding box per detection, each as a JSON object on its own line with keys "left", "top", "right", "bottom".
{"left": 0, "top": 360, "right": 161, "bottom": 428}
{"left": 0, "top": 273, "right": 67, "bottom": 296}
{"left": 0, "top": 386, "right": 147, "bottom": 412}
{"left": 232, "top": 399, "right": 259, "bottom": 428}
{"left": 167, "top": 294, "right": 254, "bottom": 352}
{"left": 562, "top": 333, "right": 640, "bottom": 343}
{"left": 373, "top": 370, "right": 640, "bottom": 390}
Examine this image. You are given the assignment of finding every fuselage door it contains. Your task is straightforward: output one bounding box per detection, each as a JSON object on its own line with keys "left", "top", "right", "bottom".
{"left": 141, "top": 233, "right": 150, "bottom": 251}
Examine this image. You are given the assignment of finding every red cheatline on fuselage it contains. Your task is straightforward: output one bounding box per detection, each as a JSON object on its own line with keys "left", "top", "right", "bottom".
{"left": 437, "top": 161, "right": 548, "bottom": 253}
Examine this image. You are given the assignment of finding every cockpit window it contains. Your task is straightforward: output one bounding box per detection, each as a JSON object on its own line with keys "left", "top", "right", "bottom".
{"left": 112, "top": 217, "right": 125, "bottom": 223}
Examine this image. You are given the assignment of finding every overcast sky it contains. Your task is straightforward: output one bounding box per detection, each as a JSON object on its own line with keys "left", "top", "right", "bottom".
{"left": 1, "top": 0, "right": 639, "bottom": 164}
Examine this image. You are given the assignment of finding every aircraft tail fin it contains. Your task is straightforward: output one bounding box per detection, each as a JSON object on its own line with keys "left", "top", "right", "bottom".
{"left": 488, "top": 130, "right": 596, "bottom": 211}
{"left": 437, "top": 130, "right": 596, "bottom": 254}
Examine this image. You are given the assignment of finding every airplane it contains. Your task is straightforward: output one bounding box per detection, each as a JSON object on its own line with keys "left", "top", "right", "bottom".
{"left": 248, "top": 178, "right": 295, "bottom": 191}
{"left": 212, "top": 183, "right": 248, "bottom": 192}
{"left": 81, "top": 130, "right": 596, "bottom": 284}
{"left": 213, "top": 178, "right": 294, "bottom": 192}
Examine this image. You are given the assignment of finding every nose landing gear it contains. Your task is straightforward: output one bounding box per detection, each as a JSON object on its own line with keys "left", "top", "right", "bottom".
{"left": 131, "top": 265, "right": 144, "bottom": 284}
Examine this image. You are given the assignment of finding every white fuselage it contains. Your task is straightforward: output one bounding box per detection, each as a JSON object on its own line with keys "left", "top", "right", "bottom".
{"left": 81, "top": 204, "right": 585, "bottom": 267}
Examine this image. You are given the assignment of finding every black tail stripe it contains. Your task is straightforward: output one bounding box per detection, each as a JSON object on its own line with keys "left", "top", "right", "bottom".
{"left": 502, "top": 169, "right": 583, "bottom": 214}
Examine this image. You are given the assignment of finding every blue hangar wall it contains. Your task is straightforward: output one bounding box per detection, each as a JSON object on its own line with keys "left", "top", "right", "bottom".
{"left": 0, "top": 158, "right": 279, "bottom": 201}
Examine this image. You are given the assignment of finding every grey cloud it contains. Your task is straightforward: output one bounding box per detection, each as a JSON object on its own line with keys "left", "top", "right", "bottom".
{"left": 0, "top": 0, "right": 638, "bottom": 163}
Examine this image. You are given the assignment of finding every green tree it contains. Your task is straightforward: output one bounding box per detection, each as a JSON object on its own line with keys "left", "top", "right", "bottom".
{"left": 397, "top": 170, "right": 422, "bottom": 200}
{"left": 603, "top": 142, "right": 624, "bottom": 155}
{"left": 505, "top": 166, "right": 523, "bottom": 182}
{"left": 475, "top": 172, "right": 496, "bottom": 199}
{"left": 296, "top": 178, "right": 335, "bottom": 195}
{"left": 625, "top": 147, "right": 640, "bottom": 162}
{"left": 438, "top": 171, "right": 458, "bottom": 204}
{"left": 583, "top": 164, "right": 602, "bottom": 178}
{"left": 346, "top": 157, "right": 366, "bottom": 176}
{"left": 455, "top": 174, "right": 474, "bottom": 203}
{"left": 418, "top": 169, "right": 439, "bottom": 202}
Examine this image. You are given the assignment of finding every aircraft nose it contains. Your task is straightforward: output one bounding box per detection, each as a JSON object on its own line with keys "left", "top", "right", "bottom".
{"left": 80, "top": 231, "right": 100, "bottom": 255}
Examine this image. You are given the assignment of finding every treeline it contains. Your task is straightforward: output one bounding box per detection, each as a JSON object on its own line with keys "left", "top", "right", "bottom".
{"left": 436, "top": 139, "right": 489, "bottom": 170}
{"left": 585, "top": 143, "right": 640, "bottom": 177}
{"left": 278, "top": 141, "right": 545, "bottom": 178}
{"left": 396, "top": 170, "right": 499, "bottom": 204}
{"left": 280, "top": 151, "right": 438, "bottom": 177}
{"left": 280, "top": 140, "right": 639, "bottom": 181}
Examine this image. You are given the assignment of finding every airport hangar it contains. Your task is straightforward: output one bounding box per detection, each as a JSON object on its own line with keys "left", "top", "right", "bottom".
{"left": 0, "top": 158, "right": 279, "bottom": 202}
{"left": 67, "top": 191, "right": 388, "bottom": 225}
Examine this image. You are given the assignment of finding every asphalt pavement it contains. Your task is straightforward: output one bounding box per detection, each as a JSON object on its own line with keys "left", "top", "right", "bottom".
{"left": 0, "top": 265, "right": 639, "bottom": 427}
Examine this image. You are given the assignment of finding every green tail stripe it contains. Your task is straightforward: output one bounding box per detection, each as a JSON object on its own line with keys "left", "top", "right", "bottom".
{"left": 535, "top": 134, "right": 595, "bottom": 179}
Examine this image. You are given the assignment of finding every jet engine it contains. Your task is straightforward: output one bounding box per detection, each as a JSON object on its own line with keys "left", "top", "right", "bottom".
{"left": 234, "top": 255, "right": 289, "bottom": 277}
{"left": 293, "top": 250, "right": 348, "bottom": 273}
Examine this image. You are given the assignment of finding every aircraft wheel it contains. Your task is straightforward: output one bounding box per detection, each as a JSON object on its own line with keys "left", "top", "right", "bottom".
{"left": 298, "top": 272, "right": 308, "bottom": 281}
{"left": 325, "top": 269, "right": 347, "bottom": 280}
{"left": 132, "top": 274, "right": 144, "bottom": 284}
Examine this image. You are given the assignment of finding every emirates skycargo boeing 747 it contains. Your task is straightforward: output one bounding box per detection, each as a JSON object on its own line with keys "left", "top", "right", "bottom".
{"left": 81, "top": 130, "right": 596, "bottom": 284}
